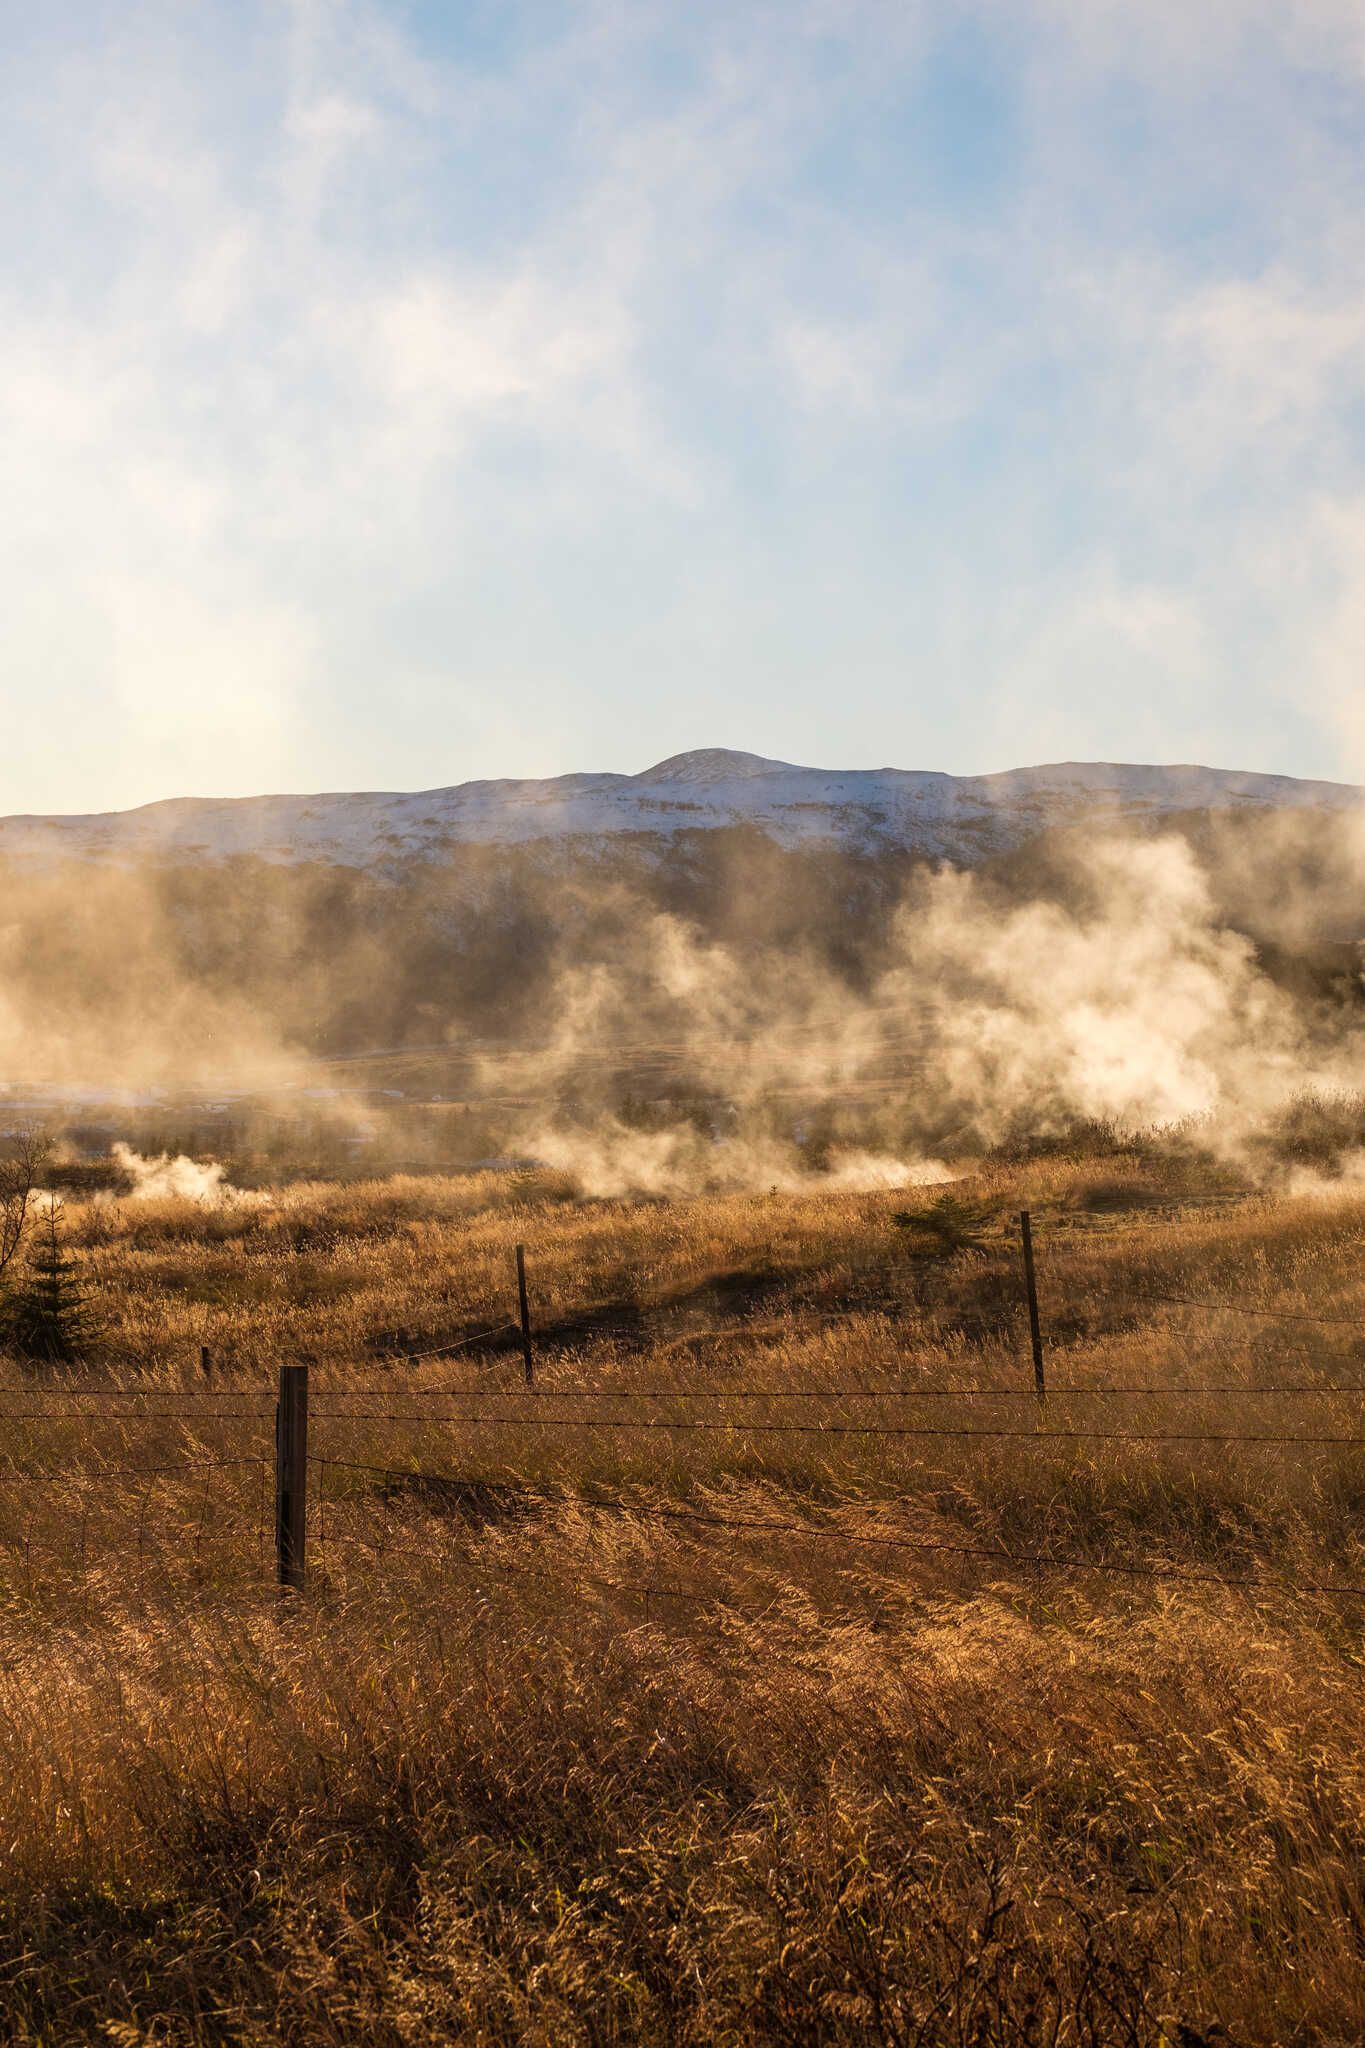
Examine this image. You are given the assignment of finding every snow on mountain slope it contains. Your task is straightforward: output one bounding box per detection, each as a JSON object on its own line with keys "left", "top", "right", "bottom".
{"left": 0, "top": 752, "right": 1359, "bottom": 871}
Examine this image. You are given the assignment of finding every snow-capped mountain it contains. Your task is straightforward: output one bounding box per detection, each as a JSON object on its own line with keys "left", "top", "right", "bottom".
{"left": 0, "top": 752, "right": 1359, "bottom": 871}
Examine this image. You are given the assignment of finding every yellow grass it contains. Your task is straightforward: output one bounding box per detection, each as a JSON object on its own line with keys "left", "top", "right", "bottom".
{"left": 2, "top": 1160, "right": 1365, "bottom": 2042}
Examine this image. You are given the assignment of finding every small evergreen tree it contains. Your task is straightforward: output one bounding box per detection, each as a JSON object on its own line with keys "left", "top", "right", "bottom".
{"left": 8, "top": 1197, "right": 90, "bottom": 1363}
{"left": 892, "top": 1191, "right": 992, "bottom": 1257}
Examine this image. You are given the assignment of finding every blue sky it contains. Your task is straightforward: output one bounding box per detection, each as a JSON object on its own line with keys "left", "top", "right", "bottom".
{"left": 4, "top": 0, "right": 1365, "bottom": 811}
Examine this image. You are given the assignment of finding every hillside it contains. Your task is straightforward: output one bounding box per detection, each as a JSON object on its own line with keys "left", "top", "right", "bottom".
{"left": 2, "top": 751, "right": 1360, "bottom": 871}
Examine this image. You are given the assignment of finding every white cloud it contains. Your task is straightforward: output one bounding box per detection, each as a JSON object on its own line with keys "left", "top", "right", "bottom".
{"left": 368, "top": 268, "right": 633, "bottom": 417}
{"left": 1160, "top": 276, "right": 1365, "bottom": 449}
{"left": 3, "top": 0, "right": 1365, "bottom": 808}
{"left": 0, "top": 1, "right": 705, "bottom": 807}
{"left": 1302, "top": 499, "right": 1365, "bottom": 781}
{"left": 982, "top": 573, "right": 1219, "bottom": 767}
{"left": 1018, "top": 0, "right": 1365, "bottom": 76}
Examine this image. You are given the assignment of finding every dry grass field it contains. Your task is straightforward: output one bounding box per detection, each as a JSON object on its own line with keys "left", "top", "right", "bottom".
{"left": 2, "top": 1154, "right": 1365, "bottom": 2044}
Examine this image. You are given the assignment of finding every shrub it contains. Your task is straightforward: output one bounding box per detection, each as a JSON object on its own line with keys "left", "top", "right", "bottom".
{"left": 6, "top": 1197, "right": 93, "bottom": 1363}
{"left": 892, "top": 1191, "right": 992, "bottom": 1255}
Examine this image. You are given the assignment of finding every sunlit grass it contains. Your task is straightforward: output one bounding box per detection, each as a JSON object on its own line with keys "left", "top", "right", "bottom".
{"left": 0, "top": 1160, "right": 1363, "bottom": 2041}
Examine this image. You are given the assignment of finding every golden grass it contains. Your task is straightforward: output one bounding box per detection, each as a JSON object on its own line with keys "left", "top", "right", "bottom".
{"left": 2, "top": 1159, "right": 1365, "bottom": 2042}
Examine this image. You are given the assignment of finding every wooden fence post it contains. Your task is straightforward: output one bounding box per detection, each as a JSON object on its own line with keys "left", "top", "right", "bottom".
{"left": 1019, "top": 1211, "right": 1046, "bottom": 1409}
{"left": 516, "top": 1244, "right": 534, "bottom": 1386}
{"left": 275, "top": 1363, "right": 309, "bottom": 1591}
{"left": 200, "top": 1344, "right": 211, "bottom": 1380}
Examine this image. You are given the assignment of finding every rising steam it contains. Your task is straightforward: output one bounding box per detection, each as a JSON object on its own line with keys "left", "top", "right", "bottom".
{"left": 2, "top": 812, "right": 1362, "bottom": 1196}
{"left": 110, "top": 1144, "right": 235, "bottom": 1205}
{"left": 495, "top": 830, "right": 1365, "bottom": 1193}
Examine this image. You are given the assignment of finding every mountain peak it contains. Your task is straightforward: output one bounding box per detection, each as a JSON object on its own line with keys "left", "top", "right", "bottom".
{"left": 634, "top": 749, "right": 798, "bottom": 784}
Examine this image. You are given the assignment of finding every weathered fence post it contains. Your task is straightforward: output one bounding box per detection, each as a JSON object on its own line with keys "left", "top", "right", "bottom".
{"left": 275, "top": 1363, "right": 309, "bottom": 1591}
{"left": 1019, "top": 1211, "right": 1046, "bottom": 1409}
{"left": 516, "top": 1244, "right": 534, "bottom": 1386}
{"left": 200, "top": 1344, "right": 211, "bottom": 1380}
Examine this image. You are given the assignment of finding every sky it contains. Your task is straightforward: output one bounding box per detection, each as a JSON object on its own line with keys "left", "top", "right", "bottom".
{"left": 4, "top": 0, "right": 1365, "bottom": 814}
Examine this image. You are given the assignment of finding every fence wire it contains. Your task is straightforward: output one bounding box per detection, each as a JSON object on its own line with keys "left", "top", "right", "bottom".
{"left": 1148, "top": 1291, "right": 1365, "bottom": 1325}
{"left": 4, "top": 1198, "right": 1365, "bottom": 1598}
{"left": 309, "top": 1380, "right": 1365, "bottom": 1402}
{"left": 303, "top": 1411, "right": 1365, "bottom": 1444}
{"left": 0, "top": 1456, "right": 269, "bottom": 1479}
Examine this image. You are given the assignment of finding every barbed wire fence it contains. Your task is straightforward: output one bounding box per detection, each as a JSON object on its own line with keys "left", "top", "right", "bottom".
{"left": 0, "top": 1213, "right": 1362, "bottom": 1605}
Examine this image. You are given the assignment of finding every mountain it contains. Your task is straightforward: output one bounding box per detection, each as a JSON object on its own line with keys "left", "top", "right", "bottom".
{"left": 1, "top": 751, "right": 1359, "bottom": 872}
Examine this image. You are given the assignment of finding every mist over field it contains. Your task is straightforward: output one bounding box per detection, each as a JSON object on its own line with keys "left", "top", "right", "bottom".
{"left": 4, "top": 802, "right": 1363, "bottom": 1192}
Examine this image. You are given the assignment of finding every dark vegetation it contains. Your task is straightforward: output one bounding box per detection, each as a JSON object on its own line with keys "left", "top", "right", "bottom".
{"left": 5, "top": 1195, "right": 91, "bottom": 1361}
